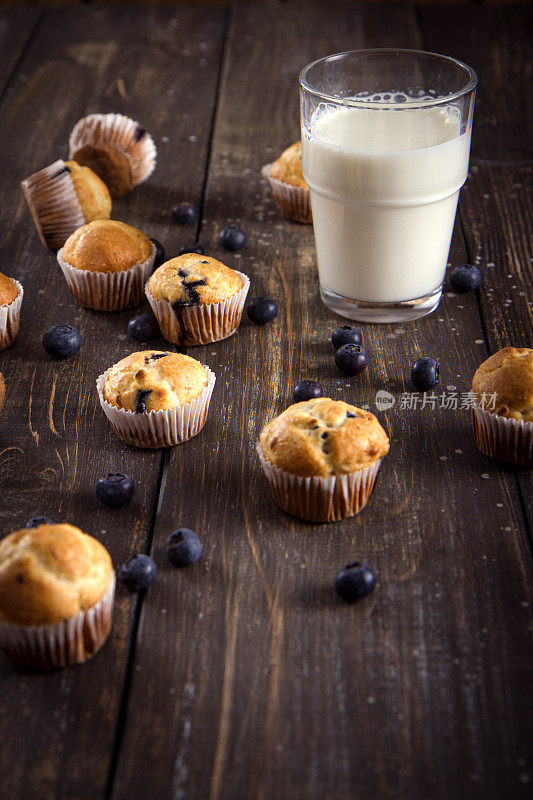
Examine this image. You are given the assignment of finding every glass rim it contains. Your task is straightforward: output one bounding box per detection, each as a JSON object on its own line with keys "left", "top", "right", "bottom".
{"left": 299, "top": 48, "right": 478, "bottom": 110}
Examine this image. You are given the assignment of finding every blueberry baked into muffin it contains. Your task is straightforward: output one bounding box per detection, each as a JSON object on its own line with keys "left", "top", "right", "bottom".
{"left": 97, "top": 350, "right": 216, "bottom": 448}
{"left": 57, "top": 219, "right": 155, "bottom": 311}
{"left": 146, "top": 253, "right": 249, "bottom": 345}
{"left": 471, "top": 346, "right": 533, "bottom": 465}
{"left": 0, "top": 522, "right": 115, "bottom": 668}
{"left": 262, "top": 140, "right": 312, "bottom": 224}
{"left": 257, "top": 397, "right": 390, "bottom": 522}
{"left": 0, "top": 271, "right": 23, "bottom": 351}
{"left": 21, "top": 159, "right": 111, "bottom": 251}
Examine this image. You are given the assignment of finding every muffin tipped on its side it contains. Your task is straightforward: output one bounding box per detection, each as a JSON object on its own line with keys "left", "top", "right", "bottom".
{"left": 0, "top": 271, "right": 23, "bottom": 351}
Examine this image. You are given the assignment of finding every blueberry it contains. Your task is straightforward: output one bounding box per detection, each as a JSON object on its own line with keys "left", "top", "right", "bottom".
{"left": 335, "top": 344, "right": 368, "bottom": 375}
{"left": 247, "top": 297, "right": 278, "bottom": 325}
{"left": 166, "top": 529, "right": 203, "bottom": 567}
{"left": 150, "top": 238, "right": 165, "bottom": 269}
{"left": 25, "top": 516, "right": 54, "bottom": 528}
{"left": 128, "top": 314, "right": 158, "bottom": 342}
{"left": 218, "top": 225, "right": 246, "bottom": 252}
{"left": 450, "top": 264, "right": 482, "bottom": 293}
{"left": 172, "top": 202, "right": 197, "bottom": 224}
{"left": 335, "top": 562, "right": 376, "bottom": 603}
{"left": 95, "top": 473, "right": 135, "bottom": 508}
{"left": 293, "top": 380, "right": 323, "bottom": 403}
{"left": 331, "top": 324, "right": 362, "bottom": 349}
{"left": 119, "top": 554, "right": 156, "bottom": 592}
{"left": 411, "top": 357, "right": 439, "bottom": 391}
{"left": 178, "top": 243, "right": 204, "bottom": 256}
{"left": 42, "top": 325, "right": 82, "bottom": 359}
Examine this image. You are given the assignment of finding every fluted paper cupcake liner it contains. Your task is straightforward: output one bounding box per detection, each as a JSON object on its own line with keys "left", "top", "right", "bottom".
{"left": 145, "top": 270, "right": 250, "bottom": 346}
{"left": 69, "top": 113, "right": 157, "bottom": 197}
{"left": 472, "top": 406, "right": 533, "bottom": 466}
{"left": 261, "top": 163, "right": 312, "bottom": 224}
{"left": 21, "top": 160, "right": 86, "bottom": 250}
{"left": 0, "top": 573, "right": 115, "bottom": 669}
{"left": 96, "top": 365, "right": 216, "bottom": 449}
{"left": 256, "top": 443, "right": 383, "bottom": 523}
{"left": 57, "top": 243, "right": 156, "bottom": 311}
{"left": 0, "top": 280, "right": 23, "bottom": 351}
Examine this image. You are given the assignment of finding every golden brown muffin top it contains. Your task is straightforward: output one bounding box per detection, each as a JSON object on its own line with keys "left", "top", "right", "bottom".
{"left": 0, "top": 372, "right": 4, "bottom": 415}
{"left": 62, "top": 219, "right": 152, "bottom": 273}
{"left": 0, "top": 272, "right": 18, "bottom": 306}
{"left": 0, "top": 524, "right": 113, "bottom": 626}
{"left": 103, "top": 351, "right": 208, "bottom": 413}
{"left": 148, "top": 254, "right": 243, "bottom": 307}
{"left": 271, "top": 141, "right": 308, "bottom": 189}
{"left": 65, "top": 161, "right": 112, "bottom": 223}
{"left": 472, "top": 346, "right": 533, "bottom": 421}
{"left": 259, "top": 398, "right": 390, "bottom": 477}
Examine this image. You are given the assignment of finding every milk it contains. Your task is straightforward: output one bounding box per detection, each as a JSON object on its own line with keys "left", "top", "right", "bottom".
{"left": 302, "top": 105, "right": 471, "bottom": 304}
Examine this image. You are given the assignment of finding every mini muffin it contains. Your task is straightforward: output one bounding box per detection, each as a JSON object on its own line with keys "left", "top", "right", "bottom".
{"left": 146, "top": 254, "right": 250, "bottom": 345}
{"left": 471, "top": 346, "right": 533, "bottom": 465}
{"left": 57, "top": 219, "right": 155, "bottom": 311}
{"left": 0, "top": 271, "right": 23, "bottom": 351}
{"left": 0, "top": 372, "right": 5, "bottom": 414}
{"left": 69, "top": 113, "right": 156, "bottom": 198}
{"left": 0, "top": 523, "right": 115, "bottom": 669}
{"left": 96, "top": 350, "right": 216, "bottom": 448}
{"left": 257, "top": 398, "right": 390, "bottom": 522}
{"left": 262, "top": 141, "right": 311, "bottom": 224}
{"left": 21, "top": 159, "right": 111, "bottom": 250}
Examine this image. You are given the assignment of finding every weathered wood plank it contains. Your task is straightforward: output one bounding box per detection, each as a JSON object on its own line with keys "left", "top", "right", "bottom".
{"left": 112, "top": 2, "right": 532, "bottom": 799}
{"left": 0, "top": 3, "right": 226, "bottom": 799}
{"left": 0, "top": 5, "right": 41, "bottom": 98}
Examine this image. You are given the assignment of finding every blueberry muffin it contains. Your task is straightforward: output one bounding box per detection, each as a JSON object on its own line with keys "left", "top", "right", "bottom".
{"left": 257, "top": 398, "right": 389, "bottom": 522}
{"left": 263, "top": 140, "right": 311, "bottom": 223}
{"left": 146, "top": 254, "right": 250, "bottom": 345}
{"left": 0, "top": 271, "right": 23, "bottom": 351}
{"left": 69, "top": 113, "right": 157, "bottom": 198}
{"left": 0, "top": 523, "right": 115, "bottom": 668}
{"left": 471, "top": 346, "right": 533, "bottom": 464}
{"left": 97, "top": 351, "right": 216, "bottom": 448}
{"left": 57, "top": 219, "right": 155, "bottom": 310}
{"left": 21, "top": 159, "right": 111, "bottom": 250}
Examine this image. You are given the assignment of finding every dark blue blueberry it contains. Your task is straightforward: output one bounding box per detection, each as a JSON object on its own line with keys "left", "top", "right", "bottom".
{"left": 172, "top": 202, "right": 197, "bottom": 224}
{"left": 293, "top": 380, "right": 323, "bottom": 403}
{"left": 411, "top": 357, "right": 439, "bottom": 391}
{"left": 150, "top": 238, "right": 165, "bottom": 269}
{"left": 25, "top": 516, "right": 54, "bottom": 528}
{"left": 166, "top": 529, "right": 203, "bottom": 567}
{"left": 133, "top": 125, "right": 146, "bottom": 142}
{"left": 331, "top": 324, "right": 363, "bottom": 350}
{"left": 128, "top": 314, "right": 158, "bottom": 342}
{"left": 119, "top": 554, "right": 156, "bottom": 592}
{"left": 135, "top": 389, "right": 152, "bottom": 414}
{"left": 218, "top": 225, "right": 246, "bottom": 252}
{"left": 178, "top": 243, "right": 204, "bottom": 256}
{"left": 335, "top": 344, "right": 368, "bottom": 375}
{"left": 95, "top": 473, "right": 135, "bottom": 508}
{"left": 247, "top": 296, "right": 278, "bottom": 325}
{"left": 450, "top": 264, "right": 482, "bottom": 293}
{"left": 42, "top": 325, "right": 82, "bottom": 359}
{"left": 335, "top": 562, "right": 376, "bottom": 603}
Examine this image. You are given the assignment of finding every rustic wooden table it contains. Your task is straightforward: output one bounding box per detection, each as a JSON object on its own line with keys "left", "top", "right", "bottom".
{"left": 0, "top": 2, "right": 531, "bottom": 798}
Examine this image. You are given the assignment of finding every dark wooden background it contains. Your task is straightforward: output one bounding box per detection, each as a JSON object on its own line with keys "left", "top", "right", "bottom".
{"left": 0, "top": 2, "right": 531, "bottom": 799}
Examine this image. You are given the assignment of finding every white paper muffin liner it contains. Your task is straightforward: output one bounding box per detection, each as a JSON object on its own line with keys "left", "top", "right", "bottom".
{"left": 0, "top": 573, "right": 115, "bottom": 669}
{"left": 262, "top": 163, "right": 312, "bottom": 224}
{"left": 96, "top": 365, "right": 216, "bottom": 449}
{"left": 21, "top": 160, "right": 86, "bottom": 250}
{"left": 256, "top": 442, "right": 383, "bottom": 523}
{"left": 57, "top": 242, "right": 155, "bottom": 311}
{"left": 145, "top": 270, "right": 250, "bottom": 346}
{"left": 69, "top": 113, "right": 156, "bottom": 197}
{"left": 472, "top": 405, "right": 533, "bottom": 466}
{"left": 0, "top": 280, "right": 23, "bottom": 351}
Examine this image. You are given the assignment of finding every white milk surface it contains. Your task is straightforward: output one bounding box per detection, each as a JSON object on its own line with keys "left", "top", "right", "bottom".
{"left": 302, "top": 106, "right": 471, "bottom": 303}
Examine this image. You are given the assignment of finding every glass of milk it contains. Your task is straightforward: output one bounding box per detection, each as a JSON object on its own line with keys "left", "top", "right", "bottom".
{"left": 300, "top": 50, "right": 477, "bottom": 322}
